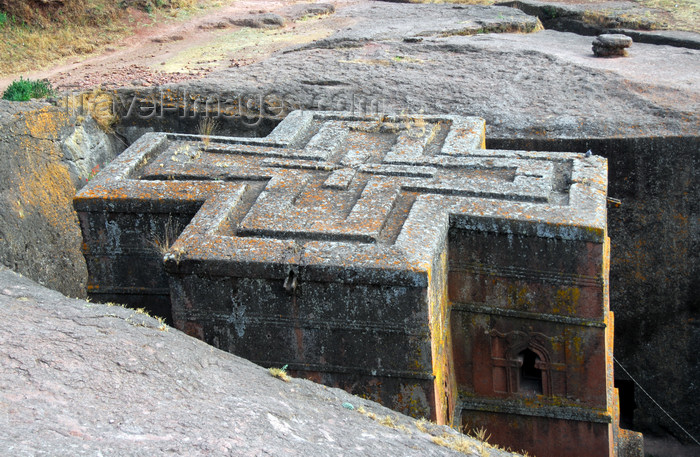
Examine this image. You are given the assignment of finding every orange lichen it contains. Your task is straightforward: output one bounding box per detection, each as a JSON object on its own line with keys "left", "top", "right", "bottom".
{"left": 15, "top": 108, "right": 79, "bottom": 238}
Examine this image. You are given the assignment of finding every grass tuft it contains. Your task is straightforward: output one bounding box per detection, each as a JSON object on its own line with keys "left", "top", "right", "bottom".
{"left": 101, "top": 302, "right": 168, "bottom": 331}
{"left": 356, "top": 406, "right": 377, "bottom": 420}
{"left": 470, "top": 426, "right": 491, "bottom": 443}
{"left": 2, "top": 77, "right": 55, "bottom": 101}
{"left": 431, "top": 432, "right": 480, "bottom": 454}
{"left": 147, "top": 215, "right": 183, "bottom": 257}
{"left": 197, "top": 116, "right": 219, "bottom": 148}
{"left": 129, "top": 307, "right": 169, "bottom": 331}
{"left": 268, "top": 364, "right": 291, "bottom": 382}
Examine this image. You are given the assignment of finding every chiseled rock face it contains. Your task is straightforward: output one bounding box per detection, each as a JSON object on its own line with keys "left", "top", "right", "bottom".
{"left": 0, "top": 101, "right": 88, "bottom": 298}
{"left": 74, "top": 110, "right": 632, "bottom": 456}
{"left": 0, "top": 266, "right": 519, "bottom": 457}
{"left": 168, "top": 4, "right": 697, "bottom": 440}
{"left": 0, "top": 100, "right": 122, "bottom": 298}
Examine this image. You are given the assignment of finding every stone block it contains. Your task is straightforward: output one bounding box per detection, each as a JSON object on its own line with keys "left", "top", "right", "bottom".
{"left": 593, "top": 33, "right": 633, "bottom": 57}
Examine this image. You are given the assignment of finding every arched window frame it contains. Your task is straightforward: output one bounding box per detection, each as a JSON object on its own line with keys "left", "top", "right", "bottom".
{"left": 505, "top": 339, "right": 552, "bottom": 396}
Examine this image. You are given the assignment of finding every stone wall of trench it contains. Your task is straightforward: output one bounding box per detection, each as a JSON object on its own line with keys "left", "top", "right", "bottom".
{"left": 0, "top": 100, "right": 123, "bottom": 298}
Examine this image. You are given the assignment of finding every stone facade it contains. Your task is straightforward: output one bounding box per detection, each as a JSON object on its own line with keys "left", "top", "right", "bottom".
{"left": 74, "top": 111, "right": 641, "bottom": 456}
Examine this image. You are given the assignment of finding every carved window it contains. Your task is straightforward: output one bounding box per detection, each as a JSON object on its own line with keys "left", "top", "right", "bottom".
{"left": 518, "top": 348, "right": 543, "bottom": 395}
{"left": 489, "top": 330, "right": 559, "bottom": 397}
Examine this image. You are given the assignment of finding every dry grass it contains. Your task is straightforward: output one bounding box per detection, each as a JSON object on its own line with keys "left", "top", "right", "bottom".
{"left": 356, "top": 406, "right": 378, "bottom": 420}
{"left": 418, "top": 420, "right": 534, "bottom": 456}
{"left": 103, "top": 302, "right": 169, "bottom": 331}
{"left": 0, "top": 0, "right": 220, "bottom": 76}
{"left": 431, "top": 434, "right": 479, "bottom": 454}
{"left": 0, "top": 0, "right": 124, "bottom": 75}
{"left": 388, "top": 0, "right": 699, "bottom": 32}
{"left": 132, "top": 307, "right": 169, "bottom": 331}
{"left": 268, "top": 365, "right": 291, "bottom": 382}
{"left": 470, "top": 426, "right": 491, "bottom": 443}
{"left": 56, "top": 88, "right": 119, "bottom": 132}
{"left": 197, "top": 116, "right": 220, "bottom": 148}
{"left": 0, "top": 21, "right": 124, "bottom": 75}
{"left": 400, "top": 0, "right": 496, "bottom": 5}
{"left": 355, "top": 407, "right": 412, "bottom": 433}
{"left": 415, "top": 417, "right": 431, "bottom": 433}
{"left": 637, "top": 0, "right": 700, "bottom": 32}
{"left": 148, "top": 215, "right": 183, "bottom": 257}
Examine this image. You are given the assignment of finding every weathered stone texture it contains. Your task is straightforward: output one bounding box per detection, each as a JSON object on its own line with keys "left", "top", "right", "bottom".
{"left": 0, "top": 100, "right": 123, "bottom": 298}
{"left": 0, "top": 265, "right": 520, "bottom": 457}
{"left": 231, "top": 12, "right": 286, "bottom": 29}
{"left": 491, "top": 136, "right": 700, "bottom": 443}
{"left": 0, "top": 101, "right": 87, "bottom": 297}
{"left": 73, "top": 0, "right": 698, "bottom": 446}
{"left": 593, "top": 34, "right": 633, "bottom": 57}
{"left": 75, "top": 111, "right": 641, "bottom": 456}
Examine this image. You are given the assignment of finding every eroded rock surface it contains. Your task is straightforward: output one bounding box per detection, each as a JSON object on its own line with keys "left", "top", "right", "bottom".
{"left": 0, "top": 101, "right": 87, "bottom": 298}
{"left": 592, "top": 33, "right": 633, "bottom": 57}
{"left": 0, "top": 101, "right": 123, "bottom": 298}
{"left": 0, "top": 266, "right": 519, "bottom": 457}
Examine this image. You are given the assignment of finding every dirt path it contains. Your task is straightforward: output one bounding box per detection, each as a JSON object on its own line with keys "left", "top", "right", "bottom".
{"left": 0, "top": 0, "right": 358, "bottom": 92}
{"left": 2, "top": 0, "right": 695, "bottom": 93}
{"left": 1, "top": 0, "right": 695, "bottom": 93}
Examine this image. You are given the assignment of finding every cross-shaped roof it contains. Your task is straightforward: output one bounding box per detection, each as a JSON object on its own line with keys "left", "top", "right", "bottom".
{"left": 75, "top": 111, "right": 607, "bottom": 286}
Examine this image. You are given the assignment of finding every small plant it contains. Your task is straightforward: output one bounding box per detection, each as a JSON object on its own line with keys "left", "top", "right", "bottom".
{"left": 0, "top": 11, "right": 8, "bottom": 28}
{"left": 542, "top": 5, "right": 558, "bottom": 19}
{"left": 268, "top": 364, "right": 291, "bottom": 382}
{"left": 119, "top": 306, "right": 169, "bottom": 331}
{"left": 133, "top": 308, "right": 168, "bottom": 331}
{"left": 431, "top": 432, "right": 478, "bottom": 454}
{"left": 354, "top": 407, "right": 411, "bottom": 432}
{"left": 357, "top": 406, "right": 377, "bottom": 420}
{"left": 2, "top": 77, "right": 55, "bottom": 102}
{"left": 86, "top": 164, "right": 100, "bottom": 182}
{"left": 149, "top": 215, "right": 182, "bottom": 257}
{"left": 379, "top": 415, "right": 397, "bottom": 427}
{"left": 198, "top": 116, "right": 220, "bottom": 148}
{"left": 470, "top": 426, "right": 491, "bottom": 443}
{"left": 415, "top": 417, "right": 431, "bottom": 433}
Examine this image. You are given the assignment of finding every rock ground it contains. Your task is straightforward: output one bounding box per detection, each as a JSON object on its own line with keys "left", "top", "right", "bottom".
{"left": 0, "top": 266, "right": 519, "bottom": 457}
{"left": 175, "top": 12, "right": 698, "bottom": 139}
